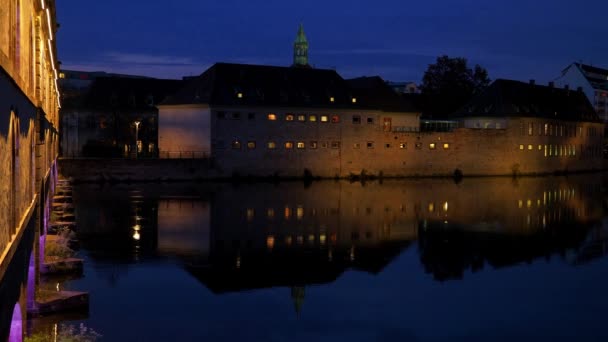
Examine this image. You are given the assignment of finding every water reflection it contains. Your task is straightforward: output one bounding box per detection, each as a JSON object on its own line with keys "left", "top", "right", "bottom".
{"left": 71, "top": 175, "right": 608, "bottom": 290}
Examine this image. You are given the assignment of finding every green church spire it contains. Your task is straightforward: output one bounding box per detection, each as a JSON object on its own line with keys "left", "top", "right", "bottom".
{"left": 293, "top": 24, "right": 310, "bottom": 67}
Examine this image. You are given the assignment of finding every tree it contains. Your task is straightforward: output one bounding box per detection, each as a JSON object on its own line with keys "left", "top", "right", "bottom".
{"left": 420, "top": 55, "right": 491, "bottom": 117}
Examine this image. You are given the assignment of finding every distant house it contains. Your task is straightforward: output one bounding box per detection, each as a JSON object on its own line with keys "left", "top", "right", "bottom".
{"left": 386, "top": 81, "right": 420, "bottom": 94}
{"left": 60, "top": 76, "right": 183, "bottom": 157}
{"left": 555, "top": 63, "right": 608, "bottom": 122}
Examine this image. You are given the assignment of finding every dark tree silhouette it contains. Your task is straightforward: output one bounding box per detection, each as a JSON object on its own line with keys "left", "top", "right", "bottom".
{"left": 421, "top": 55, "right": 490, "bottom": 117}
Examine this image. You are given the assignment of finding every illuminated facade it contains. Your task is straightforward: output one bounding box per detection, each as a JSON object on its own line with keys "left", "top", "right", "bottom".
{"left": 0, "top": 0, "right": 61, "bottom": 340}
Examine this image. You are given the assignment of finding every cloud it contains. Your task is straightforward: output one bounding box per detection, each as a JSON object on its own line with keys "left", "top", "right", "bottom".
{"left": 104, "top": 52, "right": 200, "bottom": 66}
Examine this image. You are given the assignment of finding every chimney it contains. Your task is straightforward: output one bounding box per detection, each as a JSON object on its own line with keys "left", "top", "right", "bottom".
{"left": 548, "top": 81, "right": 555, "bottom": 88}
{"left": 529, "top": 79, "right": 536, "bottom": 86}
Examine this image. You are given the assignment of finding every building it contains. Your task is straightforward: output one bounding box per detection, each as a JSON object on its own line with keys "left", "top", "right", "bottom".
{"left": 60, "top": 76, "right": 183, "bottom": 157}
{"left": 0, "top": 0, "right": 61, "bottom": 340}
{"left": 157, "top": 62, "right": 420, "bottom": 176}
{"left": 157, "top": 26, "right": 604, "bottom": 178}
{"left": 387, "top": 81, "right": 420, "bottom": 94}
{"left": 555, "top": 62, "right": 608, "bottom": 122}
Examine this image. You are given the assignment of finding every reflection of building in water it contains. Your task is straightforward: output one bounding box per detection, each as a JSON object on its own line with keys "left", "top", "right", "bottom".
{"left": 157, "top": 198, "right": 210, "bottom": 257}
{"left": 72, "top": 176, "right": 608, "bottom": 291}
{"left": 182, "top": 175, "right": 608, "bottom": 290}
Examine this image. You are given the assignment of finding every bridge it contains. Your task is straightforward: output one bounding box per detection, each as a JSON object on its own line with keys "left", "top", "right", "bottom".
{"left": 0, "top": 0, "right": 61, "bottom": 340}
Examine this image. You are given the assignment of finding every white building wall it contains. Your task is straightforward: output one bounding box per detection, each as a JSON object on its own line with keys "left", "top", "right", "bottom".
{"left": 556, "top": 65, "right": 594, "bottom": 102}
{"left": 158, "top": 105, "right": 211, "bottom": 158}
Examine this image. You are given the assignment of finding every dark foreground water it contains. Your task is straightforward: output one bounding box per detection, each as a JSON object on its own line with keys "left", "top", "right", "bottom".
{"left": 33, "top": 175, "right": 608, "bottom": 341}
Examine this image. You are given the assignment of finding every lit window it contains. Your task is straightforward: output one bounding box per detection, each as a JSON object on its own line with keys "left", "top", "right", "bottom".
{"left": 352, "top": 115, "right": 361, "bottom": 124}
{"left": 285, "top": 114, "right": 295, "bottom": 121}
{"left": 331, "top": 115, "right": 340, "bottom": 123}
{"left": 330, "top": 97, "right": 335, "bottom": 103}
{"left": 285, "top": 141, "right": 294, "bottom": 149}
{"left": 284, "top": 207, "right": 292, "bottom": 220}
{"left": 267, "top": 141, "right": 276, "bottom": 149}
{"left": 137, "top": 140, "right": 142, "bottom": 153}
{"left": 310, "top": 141, "right": 318, "bottom": 149}
{"left": 352, "top": 97, "right": 357, "bottom": 103}
{"left": 429, "top": 143, "right": 436, "bottom": 149}
{"left": 443, "top": 143, "right": 450, "bottom": 149}
{"left": 268, "top": 113, "right": 277, "bottom": 121}
{"left": 538, "top": 145, "right": 542, "bottom": 151}
{"left": 353, "top": 143, "right": 361, "bottom": 149}
{"left": 544, "top": 123, "right": 549, "bottom": 135}
{"left": 297, "top": 114, "right": 306, "bottom": 122}
{"left": 309, "top": 115, "right": 317, "bottom": 122}
{"left": 399, "top": 143, "right": 407, "bottom": 149}
{"left": 367, "top": 117, "right": 374, "bottom": 124}
{"left": 247, "top": 141, "right": 256, "bottom": 149}
{"left": 443, "top": 202, "right": 449, "bottom": 212}
{"left": 367, "top": 141, "right": 374, "bottom": 149}
{"left": 528, "top": 144, "right": 533, "bottom": 150}
{"left": 545, "top": 145, "right": 548, "bottom": 157}
{"left": 266, "top": 235, "right": 275, "bottom": 249}
{"left": 331, "top": 141, "right": 340, "bottom": 149}
{"left": 59, "top": 72, "right": 65, "bottom": 79}
{"left": 232, "top": 140, "right": 241, "bottom": 149}
{"left": 148, "top": 143, "right": 155, "bottom": 153}
{"left": 320, "top": 115, "right": 329, "bottom": 122}
{"left": 267, "top": 208, "right": 275, "bottom": 218}
{"left": 297, "top": 142, "right": 305, "bottom": 149}
{"left": 519, "top": 144, "right": 524, "bottom": 150}
{"left": 246, "top": 208, "right": 254, "bottom": 221}
{"left": 237, "top": 92, "right": 243, "bottom": 98}
{"left": 428, "top": 203, "right": 435, "bottom": 212}
{"left": 297, "top": 206, "right": 304, "bottom": 220}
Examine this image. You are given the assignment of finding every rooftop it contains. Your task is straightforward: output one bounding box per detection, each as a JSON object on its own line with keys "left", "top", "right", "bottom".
{"left": 455, "top": 79, "right": 600, "bottom": 122}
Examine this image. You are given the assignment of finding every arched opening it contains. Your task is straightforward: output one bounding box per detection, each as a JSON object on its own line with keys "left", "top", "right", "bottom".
{"left": 8, "top": 303, "right": 23, "bottom": 342}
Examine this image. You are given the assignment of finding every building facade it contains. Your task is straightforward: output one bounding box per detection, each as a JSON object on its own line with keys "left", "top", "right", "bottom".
{"left": 0, "top": 0, "right": 61, "bottom": 340}
{"left": 60, "top": 75, "right": 183, "bottom": 158}
{"left": 556, "top": 63, "right": 608, "bottom": 122}
{"left": 159, "top": 72, "right": 604, "bottom": 178}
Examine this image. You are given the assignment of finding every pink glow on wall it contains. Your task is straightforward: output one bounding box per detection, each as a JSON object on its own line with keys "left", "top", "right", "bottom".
{"left": 8, "top": 303, "right": 22, "bottom": 342}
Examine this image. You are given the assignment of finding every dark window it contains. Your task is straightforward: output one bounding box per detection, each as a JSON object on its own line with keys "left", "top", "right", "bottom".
{"left": 352, "top": 115, "right": 361, "bottom": 124}
{"left": 310, "top": 141, "right": 318, "bottom": 149}
{"left": 331, "top": 115, "right": 340, "bottom": 123}
{"left": 232, "top": 112, "right": 241, "bottom": 120}
{"left": 217, "top": 111, "right": 226, "bottom": 119}
{"left": 232, "top": 140, "right": 241, "bottom": 149}
{"left": 331, "top": 141, "right": 341, "bottom": 149}
{"left": 367, "top": 141, "right": 374, "bottom": 149}
{"left": 248, "top": 113, "right": 256, "bottom": 120}
{"left": 367, "top": 117, "right": 374, "bottom": 124}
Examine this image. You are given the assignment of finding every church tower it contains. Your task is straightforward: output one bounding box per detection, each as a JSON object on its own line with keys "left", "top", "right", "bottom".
{"left": 293, "top": 24, "right": 310, "bottom": 68}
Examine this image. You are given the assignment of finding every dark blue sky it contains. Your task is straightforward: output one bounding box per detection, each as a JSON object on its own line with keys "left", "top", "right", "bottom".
{"left": 57, "top": 0, "right": 608, "bottom": 84}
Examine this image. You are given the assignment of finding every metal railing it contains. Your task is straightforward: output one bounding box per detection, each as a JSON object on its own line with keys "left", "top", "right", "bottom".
{"left": 159, "top": 151, "right": 210, "bottom": 159}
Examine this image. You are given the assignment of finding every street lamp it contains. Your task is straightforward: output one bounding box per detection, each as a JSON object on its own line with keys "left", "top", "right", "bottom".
{"left": 134, "top": 120, "right": 141, "bottom": 159}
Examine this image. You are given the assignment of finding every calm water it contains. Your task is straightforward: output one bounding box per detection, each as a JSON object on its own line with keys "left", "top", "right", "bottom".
{"left": 34, "top": 176, "right": 608, "bottom": 341}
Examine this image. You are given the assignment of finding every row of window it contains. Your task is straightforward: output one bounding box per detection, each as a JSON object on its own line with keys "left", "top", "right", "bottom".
{"left": 216, "top": 140, "right": 451, "bottom": 150}
{"left": 517, "top": 144, "right": 602, "bottom": 157}
{"left": 217, "top": 111, "right": 377, "bottom": 124}
{"left": 520, "top": 122, "right": 597, "bottom": 138}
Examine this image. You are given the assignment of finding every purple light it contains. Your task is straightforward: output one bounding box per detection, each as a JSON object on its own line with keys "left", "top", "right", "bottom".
{"left": 8, "top": 303, "right": 22, "bottom": 342}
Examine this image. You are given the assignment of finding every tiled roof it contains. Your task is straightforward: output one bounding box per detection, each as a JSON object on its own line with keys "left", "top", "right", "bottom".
{"left": 77, "top": 77, "right": 184, "bottom": 110}
{"left": 454, "top": 79, "right": 600, "bottom": 122}
{"left": 161, "top": 63, "right": 419, "bottom": 113}
{"left": 346, "top": 76, "right": 419, "bottom": 112}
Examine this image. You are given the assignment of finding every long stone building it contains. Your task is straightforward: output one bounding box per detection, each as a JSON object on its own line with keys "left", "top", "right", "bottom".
{"left": 0, "top": 0, "right": 61, "bottom": 340}
{"left": 158, "top": 64, "right": 604, "bottom": 178}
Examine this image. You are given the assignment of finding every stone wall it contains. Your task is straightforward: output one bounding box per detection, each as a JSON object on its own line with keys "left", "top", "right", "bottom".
{"left": 58, "top": 158, "right": 216, "bottom": 182}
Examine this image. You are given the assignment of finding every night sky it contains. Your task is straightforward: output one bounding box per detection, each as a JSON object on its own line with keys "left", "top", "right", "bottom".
{"left": 57, "top": 0, "right": 608, "bottom": 84}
